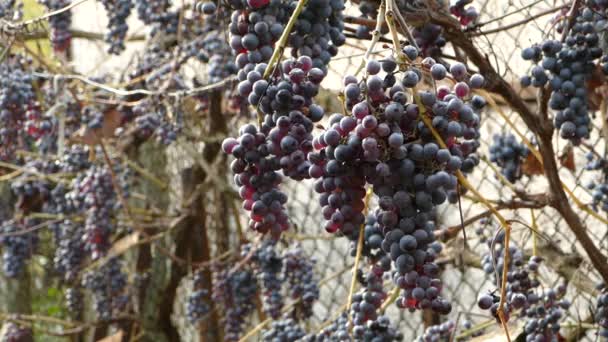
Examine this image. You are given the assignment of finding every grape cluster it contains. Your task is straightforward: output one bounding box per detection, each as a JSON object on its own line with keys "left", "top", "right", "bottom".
{"left": 39, "top": 0, "right": 72, "bottom": 52}
{"left": 489, "top": 133, "right": 529, "bottom": 183}
{"left": 449, "top": 0, "right": 478, "bottom": 27}
{"left": 52, "top": 220, "right": 85, "bottom": 282}
{"left": 135, "top": 0, "right": 171, "bottom": 25}
{"left": 520, "top": 4, "right": 608, "bottom": 143}
{"left": 595, "top": 290, "right": 608, "bottom": 338}
{"left": 212, "top": 268, "right": 259, "bottom": 341}
{"left": 238, "top": 58, "right": 326, "bottom": 180}
{"left": 477, "top": 233, "right": 560, "bottom": 325}
{"left": 283, "top": 245, "right": 319, "bottom": 319}
{"left": 304, "top": 312, "right": 403, "bottom": 341}
{"left": 311, "top": 56, "right": 484, "bottom": 314}
{"left": 82, "top": 257, "right": 129, "bottom": 320}
{"left": 132, "top": 99, "right": 181, "bottom": 145}
{"left": 186, "top": 272, "right": 211, "bottom": 323}
{"left": 262, "top": 319, "right": 306, "bottom": 341}
{"left": 0, "top": 220, "right": 38, "bottom": 278}
{"left": 98, "top": 0, "right": 133, "bottom": 54}
{"left": 416, "top": 320, "right": 455, "bottom": 342}
{"left": 64, "top": 287, "right": 84, "bottom": 318}
{"left": 222, "top": 124, "right": 290, "bottom": 237}
{"left": 584, "top": 153, "right": 608, "bottom": 212}
{"left": 68, "top": 164, "right": 124, "bottom": 260}
{"left": 245, "top": 240, "right": 284, "bottom": 319}
{"left": 228, "top": 0, "right": 289, "bottom": 73}
{"left": 0, "top": 54, "right": 36, "bottom": 161}
{"left": 522, "top": 286, "right": 569, "bottom": 342}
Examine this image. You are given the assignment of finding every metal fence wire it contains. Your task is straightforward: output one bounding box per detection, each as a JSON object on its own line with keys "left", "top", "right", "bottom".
{"left": 251, "top": 1, "right": 608, "bottom": 340}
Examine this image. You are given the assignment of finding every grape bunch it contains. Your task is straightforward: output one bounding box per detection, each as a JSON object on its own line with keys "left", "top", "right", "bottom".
{"left": 261, "top": 319, "right": 307, "bottom": 341}
{"left": 228, "top": 0, "right": 289, "bottom": 73}
{"left": 222, "top": 124, "right": 290, "bottom": 237}
{"left": 39, "top": 0, "right": 72, "bottom": 52}
{"left": 304, "top": 312, "right": 403, "bottom": 341}
{"left": 52, "top": 220, "right": 85, "bottom": 282}
{"left": 583, "top": 153, "right": 608, "bottom": 212}
{"left": 0, "top": 220, "right": 39, "bottom": 278}
{"left": 135, "top": 0, "right": 171, "bottom": 25}
{"left": 212, "top": 268, "right": 259, "bottom": 341}
{"left": 489, "top": 133, "right": 529, "bottom": 183}
{"left": 244, "top": 240, "right": 284, "bottom": 319}
{"left": 521, "top": 286, "right": 569, "bottom": 342}
{"left": 350, "top": 259, "right": 393, "bottom": 335}
{"left": 186, "top": 289, "right": 210, "bottom": 323}
{"left": 132, "top": 99, "right": 181, "bottom": 145}
{"left": 64, "top": 287, "right": 84, "bottom": 318}
{"left": 0, "top": 54, "right": 36, "bottom": 161}
{"left": 82, "top": 257, "right": 130, "bottom": 320}
{"left": 520, "top": 4, "right": 607, "bottom": 143}
{"left": 68, "top": 164, "right": 125, "bottom": 260}
{"left": 310, "top": 56, "right": 484, "bottom": 314}
{"left": 416, "top": 320, "right": 455, "bottom": 342}
{"left": 477, "top": 233, "right": 546, "bottom": 323}
{"left": 288, "top": 0, "right": 346, "bottom": 71}
{"left": 237, "top": 58, "right": 326, "bottom": 180}
{"left": 98, "top": 0, "right": 133, "bottom": 54}
{"left": 282, "top": 245, "right": 319, "bottom": 320}
{"left": 595, "top": 290, "right": 608, "bottom": 338}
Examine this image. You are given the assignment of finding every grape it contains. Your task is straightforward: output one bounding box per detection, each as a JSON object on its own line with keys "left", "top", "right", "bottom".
{"left": 430, "top": 64, "right": 447, "bottom": 80}
{"left": 450, "top": 62, "right": 467, "bottom": 81}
